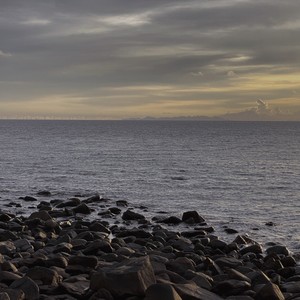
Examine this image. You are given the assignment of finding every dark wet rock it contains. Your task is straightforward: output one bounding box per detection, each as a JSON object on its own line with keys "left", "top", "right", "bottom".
{"left": 26, "top": 266, "right": 62, "bottom": 286}
{"left": 215, "top": 257, "right": 243, "bottom": 269}
{"left": 277, "top": 267, "right": 295, "bottom": 278}
{"left": 72, "top": 203, "right": 91, "bottom": 214}
{"left": 227, "top": 269, "right": 251, "bottom": 283}
{"left": 59, "top": 280, "right": 90, "bottom": 298}
{"left": 109, "top": 207, "right": 122, "bottom": 215}
{"left": 3, "top": 289, "right": 25, "bottom": 300}
{"left": 266, "top": 245, "right": 290, "bottom": 256}
{"left": 210, "top": 239, "right": 227, "bottom": 250}
{"left": 116, "top": 200, "right": 128, "bottom": 207}
{"left": 265, "top": 221, "right": 275, "bottom": 226}
{"left": 145, "top": 283, "right": 182, "bottom": 300}
{"left": 122, "top": 209, "right": 145, "bottom": 221}
{"left": 0, "top": 271, "right": 22, "bottom": 284}
{"left": 281, "top": 281, "right": 300, "bottom": 293}
{"left": 212, "top": 280, "right": 251, "bottom": 297}
{"left": 83, "top": 239, "right": 113, "bottom": 255}
{"left": 0, "top": 241, "right": 16, "bottom": 255}
{"left": 254, "top": 282, "right": 284, "bottom": 300}
{"left": 88, "top": 288, "right": 114, "bottom": 300}
{"left": 90, "top": 256, "right": 156, "bottom": 297}
{"left": 224, "top": 228, "right": 239, "bottom": 234}
{"left": 56, "top": 198, "right": 81, "bottom": 208}
{"left": 173, "top": 282, "right": 224, "bottom": 300}
{"left": 167, "top": 257, "right": 196, "bottom": 275}
{"left": 247, "top": 271, "right": 270, "bottom": 286}
{"left": 68, "top": 255, "right": 98, "bottom": 268}
{"left": 116, "top": 229, "right": 152, "bottom": 239}
{"left": 10, "top": 277, "right": 39, "bottom": 300}
{"left": 281, "top": 256, "right": 296, "bottom": 267}
{"left": 83, "top": 194, "right": 103, "bottom": 204}
{"left": 182, "top": 211, "right": 205, "bottom": 224}
{"left": 89, "top": 221, "right": 111, "bottom": 234}
{"left": 0, "top": 292, "right": 10, "bottom": 300}
{"left": 0, "top": 214, "right": 12, "bottom": 222}
{"left": 160, "top": 216, "right": 182, "bottom": 225}
{"left": 37, "top": 191, "right": 51, "bottom": 196}
{"left": 240, "top": 244, "right": 263, "bottom": 255}
{"left": 28, "top": 210, "right": 52, "bottom": 221}
{"left": 23, "top": 196, "right": 38, "bottom": 202}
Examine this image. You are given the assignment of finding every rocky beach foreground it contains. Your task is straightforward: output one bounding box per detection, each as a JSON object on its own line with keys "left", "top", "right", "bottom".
{"left": 0, "top": 193, "right": 299, "bottom": 300}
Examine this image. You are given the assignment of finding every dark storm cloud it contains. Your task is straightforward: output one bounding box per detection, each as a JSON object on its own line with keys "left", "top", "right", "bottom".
{"left": 0, "top": 0, "right": 300, "bottom": 118}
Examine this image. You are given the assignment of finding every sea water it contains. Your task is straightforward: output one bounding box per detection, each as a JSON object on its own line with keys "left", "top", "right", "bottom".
{"left": 0, "top": 120, "right": 299, "bottom": 252}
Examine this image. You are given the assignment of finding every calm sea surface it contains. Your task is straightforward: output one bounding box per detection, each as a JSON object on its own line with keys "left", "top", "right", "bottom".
{"left": 0, "top": 120, "right": 299, "bottom": 251}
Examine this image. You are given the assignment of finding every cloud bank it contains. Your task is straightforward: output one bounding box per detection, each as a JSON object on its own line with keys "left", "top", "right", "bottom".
{"left": 0, "top": 0, "right": 299, "bottom": 119}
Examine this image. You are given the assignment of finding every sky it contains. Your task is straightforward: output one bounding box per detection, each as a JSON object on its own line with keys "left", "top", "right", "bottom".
{"left": 0, "top": 0, "right": 300, "bottom": 120}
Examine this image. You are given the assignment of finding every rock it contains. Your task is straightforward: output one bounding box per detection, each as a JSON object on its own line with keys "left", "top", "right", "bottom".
{"left": 266, "top": 245, "right": 290, "bottom": 256}
{"left": 160, "top": 216, "right": 182, "bottom": 225}
{"left": 109, "top": 207, "right": 122, "bottom": 215}
{"left": 215, "top": 257, "right": 243, "bottom": 269}
{"left": 56, "top": 198, "right": 81, "bottom": 208}
{"left": 37, "top": 190, "right": 51, "bottom": 196}
{"left": 28, "top": 211, "right": 52, "bottom": 221}
{"left": 145, "top": 283, "right": 182, "bottom": 300}
{"left": 83, "top": 239, "right": 113, "bottom": 255}
{"left": 73, "top": 203, "right": 91, "bottom": 214}
{"left": 0, "top": 293, "right": 10, "bottom": 300}
{"left": 210, "top": 239, "right": 227, "bottom": 250}
{"left": 227, "top": 269, "right": 251, "bottom": 283}
{"left": 167, "top": 257, "right": 196, "bottom": 275}
{"left": 212, "top": 280, "right": 251, "bottom": 297}
{"left": 0, "top": 214, "right": 12, "bottom": 222}
{"left": 10, "top": 277, "right": 39, "bottom": 300}
{"left": 26, "top": 266, "right": 62, "bottom": 286}
{"left": 240, "top": 244, "right": 262, "bottom": 255}
{"left": 0, "top": 271, "right": 22, "bottom": 284}
{"left": 173, "top": 282, "right": 224, "bottom": 300}
{"left": 254, "top": 282, "right": 284, "bottom": 300}
{"left": 3, "top": 289, "right": 25, "bottom": 300}
{"left": 281, "top": 281, "right": 300, "bottom": 293}
{"left": 122, "top": 210, "right": 145, "bottom": 221}
{"left": 182, "top": 211, "right": 205, "bottom": 224}
{"left": 59, "top": 280, "right": 90, "bottom": 297}
{"left": 0, "top": 241, "right": 16, "bottom": 255}
{"left": 116, "top": 200, "right": 128, "bottom": 207}
{"left": 224, "top": 228, "right": 239, "bottom": 234}
{"left": 89, "top": 222, "right": 111, "bottom": 234}
{"left": 68, "top": 255, "right": 98, "bottom": 268}
{"left": 90, "top": 256, "right": 156, "bottom": 297}
{"left": 116, "top": 229, "right": 152, "bottom": 239}
{"left": 23, "top": 196, "right": 38, "bottom": 202}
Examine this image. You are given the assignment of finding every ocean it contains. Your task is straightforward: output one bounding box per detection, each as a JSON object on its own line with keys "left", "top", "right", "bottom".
{"left": 0, "top": 120, "right": 299, "bottom": 252}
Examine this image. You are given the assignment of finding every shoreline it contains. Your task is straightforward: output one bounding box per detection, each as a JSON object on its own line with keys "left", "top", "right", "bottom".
{"left": 0, "top": 193, "right": 299, "bottom": 299}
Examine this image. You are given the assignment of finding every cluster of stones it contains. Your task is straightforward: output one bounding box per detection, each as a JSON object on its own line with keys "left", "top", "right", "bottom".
{"left": 0, "top": 193, "right": 299, "bottom": 300}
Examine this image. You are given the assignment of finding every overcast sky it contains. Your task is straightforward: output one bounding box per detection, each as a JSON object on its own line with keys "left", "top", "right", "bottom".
{"left": 0, "top": 0, "right": 299, "bottom": 119}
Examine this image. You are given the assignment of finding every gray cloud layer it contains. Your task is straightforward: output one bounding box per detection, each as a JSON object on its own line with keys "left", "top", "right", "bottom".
{"left": 0, "top": 0, "right": 299, "bottom": 119}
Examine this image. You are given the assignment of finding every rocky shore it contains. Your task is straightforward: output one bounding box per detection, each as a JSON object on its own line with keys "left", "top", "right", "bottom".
{"left": 0, "top": 193, "right": 299, "bottom": 300}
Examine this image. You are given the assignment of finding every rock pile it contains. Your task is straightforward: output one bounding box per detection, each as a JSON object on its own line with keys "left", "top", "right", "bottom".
{"left": 0, "top": 194, "right": 299, "bottom": 299}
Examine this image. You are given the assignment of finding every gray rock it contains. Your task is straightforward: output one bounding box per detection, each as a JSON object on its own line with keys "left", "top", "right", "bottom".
{"left": 281, "top": 281, "right": 300, "bottom": 293}
{"left": 72, "top": 203, "right": 91, "bottom": 214}
{"left": 68, "top": 255, "right": 98, "bottom": 268}
{"left": 240, "top": 244, "right": 262, "bottom": 255}
{"left": 266, "top": 245, "right": 290, "bottom": 256}
{"left": 212, "top": 280, "right": 251, "bottom": 297}
{"left": 0, "top": 271, "right": 22, "bottom": 284}
{"left": 254, "top": 282, "right": 284, "bottom": 300}
{"left": 59, "top": 280, "right": 90, "bottom": 297}
{"left": 215, "top": 257, "right": 243, "bottom": 269}
{"left": 28, "top": 211, "right": 52, "bottom": 221}
{"left": 182, "top": 211, "right": 205, "bottom": 224}
{"left": 90, "top": 256, "right": 156, "bottom": 297}
{"left": 0, "top": 241, "right": 16, "bottom": 255}
{"left": 26, "top": 266, "right": 62, "bottom": 286}
{"left": 173, "top": 282, "right": 224, "bottom": 300}
{"left": 122, "top": 210, "right": 145, "bottom": 221}
{"left": 10, "top": 277, "right": 39, "bottom": 300}
{"left": 145, "top": 283, "right": 182, "bottom": 300}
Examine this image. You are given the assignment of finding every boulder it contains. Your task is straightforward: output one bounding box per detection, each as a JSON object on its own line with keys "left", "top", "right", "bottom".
{"left": 28, "top": 211, "right": 52, "bottom": 221}
{"left": 72, "top": 203, "right": 91, "bottom": 214}
{"left": 122, "top": 210, "right": 145, "bottom": 221}
{"left": 10, "top": 277, "right": 39, "bottom": 300}
{"left": 145, "top": 283, "right": 182, "bottom": 300}
{"left": 182, "top": 211, "right": 205, "bottom": 224}
{"left": 26, "top": 266, "right": 62, "bottom": 286}
{"left": 266, "top": 245, "right": 290, "bottom": 256}
{"left": 90, "top": 256, "right": 156, "bottom": 297}
{"left": 68, "top": 255, "right": 98, "bottom": 268}
{"left": 254, "top": 282, "right": 284, "bottom": 300}
{"left": 160, "top": 216, "right": 182, "bottom": 225}
{"left": 173, "top": 282, "right": 224, "bottom": 300}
